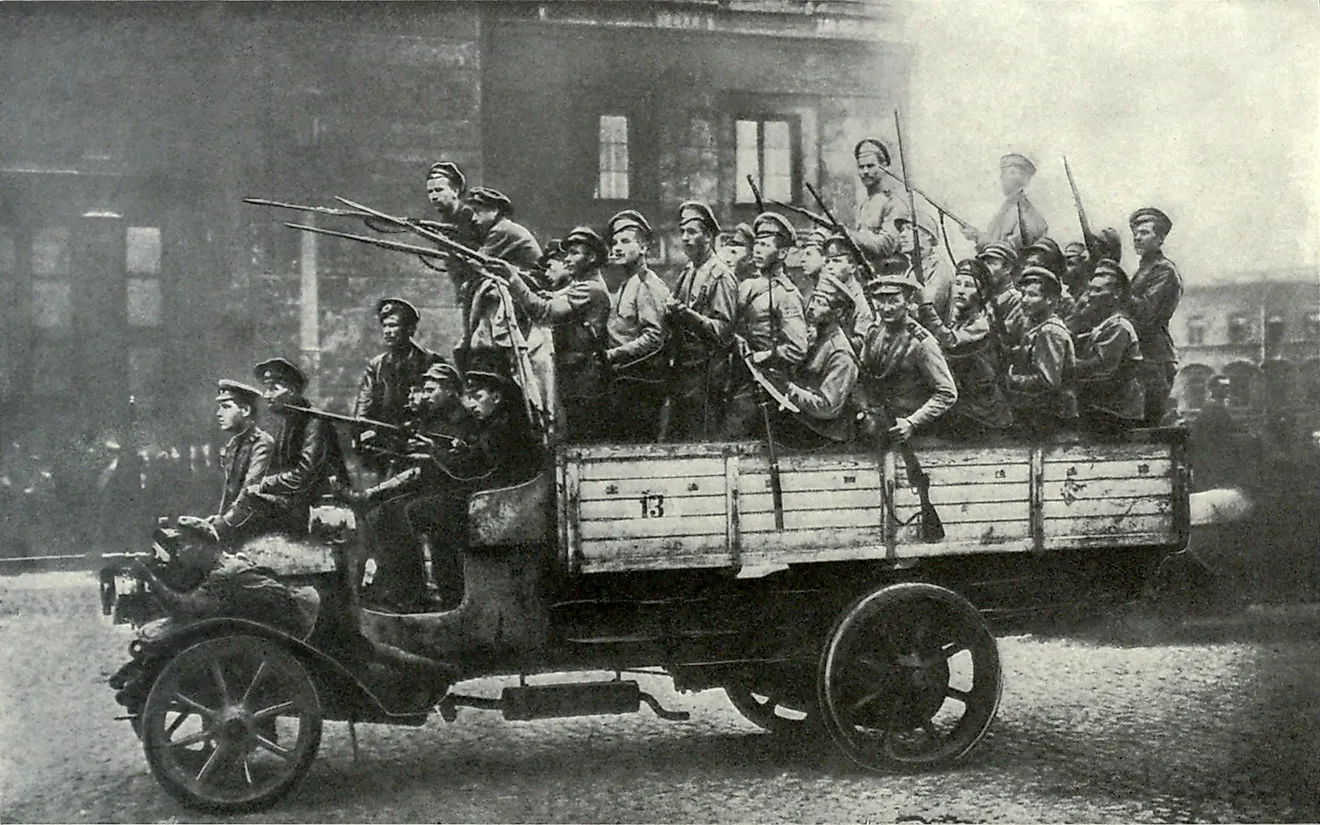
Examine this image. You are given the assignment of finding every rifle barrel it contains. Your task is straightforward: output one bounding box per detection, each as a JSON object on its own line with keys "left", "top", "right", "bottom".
{"left": 284, "top": 222, "right": 450, "bottom": 261}
{"left": 875, "top": 167, "right": 977, "bottom": 231}
{"left": 243, "top": 197, "right": 374, "bottom": 219}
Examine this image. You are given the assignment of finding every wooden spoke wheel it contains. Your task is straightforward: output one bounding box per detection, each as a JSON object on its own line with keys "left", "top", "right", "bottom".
{"left": 818, "top": 583, "right": 1001, "bottom": 772}
{"left": 141, "top": 635, "right": 322, "bottom": 814}
{"left": 723, "top": 685, "right": 812, "bottom": 733}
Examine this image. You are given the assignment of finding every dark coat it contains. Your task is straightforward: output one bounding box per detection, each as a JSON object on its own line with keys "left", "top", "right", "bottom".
{"left": 217, "top": 425, "right": 274, "bottom": 516}
{"left": 1127, "top": 253, "right": 1182, "bottom": 365}
{"left": 254, "top": 400, "right": 348, "bottom": 514}
{"left": 353, "top": 341, "right": 442, "bottom": 426}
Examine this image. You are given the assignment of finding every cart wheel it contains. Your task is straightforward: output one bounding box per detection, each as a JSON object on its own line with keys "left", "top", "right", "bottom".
{"left": 723, "top": 685, "right": 811, "bottom": 733}
{"left": 141, "top": 635, "right": 323, "bottom": 814}
{"left": 818, "top": 583, "right": 1001, "bottom": 772}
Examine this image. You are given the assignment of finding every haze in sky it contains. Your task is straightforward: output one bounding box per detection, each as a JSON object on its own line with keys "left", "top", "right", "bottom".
{"left": 897, "top": 0, "right": 1318, "bottom": 282}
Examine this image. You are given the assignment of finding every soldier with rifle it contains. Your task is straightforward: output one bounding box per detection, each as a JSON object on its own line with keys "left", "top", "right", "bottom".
{"left": 779, "top": 258, "right": 860, "bottom": 448}
{"left": 819, "top": 229, "right": 874, "bottom": 353}
{"left": 716, "top": 222, "right": 756, "bottom": 281}
{"left": 419, "top": 161, "right": 482, "bottom": 306}
{"left": 1004, "top": 267, "right": 1079, "bottom": 438}
{"left": 915, "top": 258, "right": 1015, "bottom": 440}
{"left": 1073, "top": 259, "right": 1146, "bottom": 437}
{"left": 851, "top": 138, "right": 908, "bottom": 266}
{"left": 961, "top": 153, "right": 1049, "bottom": 251}
{"left": 505, "top": 226, "right": 612, "bottom": 443}
{"left": 603, "top": 210, "right": 672, "bottom": 443}
{"left": 895, "top": 210, "right": 953, "bottom": 319}
{"left": 795, "top": 227, "right": 830, "bottom": 298}
{"left": 353, "top": 297, "right": 442, "bottom": 474}
{"left": 664, "top": 201, "right": 738, "bottom": 441}
{"left": 721, "top": 212, "right": 807, "bottom": 439}
{"left": 465, "top": 187, "right": 542, "bottom": 272}
{"left": 976, "top": 240, "right": 1027, "bottom": 345}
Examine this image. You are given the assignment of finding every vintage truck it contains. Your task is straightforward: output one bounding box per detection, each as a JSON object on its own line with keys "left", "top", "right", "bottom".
{"left": 102, "top": 429, "right": 1189, "bottom": 813}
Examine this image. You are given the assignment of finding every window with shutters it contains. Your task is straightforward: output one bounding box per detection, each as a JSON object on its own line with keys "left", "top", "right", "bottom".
{"left": 734, "top": 116, "right": 801, "bottom": 205}
{"left": 594, "top": 114, "right": 631, "bottom": 201}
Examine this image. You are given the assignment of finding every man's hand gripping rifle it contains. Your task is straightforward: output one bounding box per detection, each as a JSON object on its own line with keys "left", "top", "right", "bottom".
{"left": 734, "top": 334, "right": 798, "bottom": 531}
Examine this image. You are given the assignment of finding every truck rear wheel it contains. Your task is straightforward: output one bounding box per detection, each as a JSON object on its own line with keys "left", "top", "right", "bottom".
{"left": 817, "top": 582, "right": 1001, "bottom": 771}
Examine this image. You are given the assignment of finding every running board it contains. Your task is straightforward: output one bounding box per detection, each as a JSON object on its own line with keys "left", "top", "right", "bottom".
{"left": 441, "top": 680, "right": 690, "bottom": 723}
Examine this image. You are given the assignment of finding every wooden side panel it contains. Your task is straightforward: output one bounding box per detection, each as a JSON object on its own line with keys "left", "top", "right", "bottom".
{"left": 891, "top": 446, "right": 1032, "bottom": 549}
{"left": 1040, "top": 442, "right": 1177, "bottom": 550}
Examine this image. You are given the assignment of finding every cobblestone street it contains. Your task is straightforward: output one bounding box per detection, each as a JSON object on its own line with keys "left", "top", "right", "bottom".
{"left": 2, "top": 573, "right": 1319, "bottom": 823}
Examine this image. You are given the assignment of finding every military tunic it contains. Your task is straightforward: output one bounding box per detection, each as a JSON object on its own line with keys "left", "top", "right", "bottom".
{"left": 353, "top": 341, "right": 441, "bottom": 473}
{"left": 916, "top": 303, "right": 1014, "bottom": 436}
{"left": 983, "top": 192, "right": 1048, "bottom": 250}
{"left": 856, "top": 318, "right": 958, "bottom": 434}
{"left": 606, "top": 268, "right": 672, "bottom": 442}
{"left": 508, "top": 272, "right": 611, "bottom": 442}
{"left": 216, "top": 424, "right": 274, "bottom": 517}
{"left": 783, "top": 322, "right": 859, "bottom": 445}
{"left": 1005, "top": 314, "right": 1078, "bottom": 433}
{"left": 854, "top": 190, "right": 908, "bottom": 263}
{"left": 669, "top": 253, "right": 738, "bottom": 441}
{"left": 721, "top": 268, "right": 809, "bottom": 439}
{"left": 840, "top": 274, "right": 874, "bottom": 353}
{"left": 1127, "top": 252, "right": 1182, "bottom": 426}
{"left": 478, "top": 217, "right": 543, "bottom": 272}
{"left": 1075, "top": 310, "right": 1145, "bottom": 427}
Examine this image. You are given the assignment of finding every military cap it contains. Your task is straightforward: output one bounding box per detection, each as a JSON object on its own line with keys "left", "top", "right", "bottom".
{"left": 752, "top": 212, "right": 797, "bottom": 248}
{"left": 955, "top": 257, "right": 991, "bottom": 285}
{"left": 465, "top": 187, "right": 514, "bottom": 217}
{"left": 215, "top": 379, "right": 262, "bottom": 408}
{"left": 719, "top": 222, "right": 754, "bottom": 249}
{"left": 561, "top": 225, "right": 608, "bottom": 262}
{"left": 1064, "top": 240, "right": 1089, "bottom": 256}
{"left": 422, "top": 360, "right": 462, "bottom": 385}
{"left": 607, "top": 209, "right": 652, "bottom": 240}
{"left": 811, "top": 270, "right": 854, "bottom": 311}
{"left": 678, "top": 201, "right": 720, "bottom": 236}
{"left": 253, "top": 357, "right": 307, "bottom": 392}
{"left": 1091, "top": 258, "right": 1130, "bottom": 294}
{"left": 797, "top": 227, "right": 832, "bottom": 252}
{"left": 1129, "top": 207, "right": 1172, "bottom": 236}
{"left": 376, "top": 297, "right": 420, "bottom": 327}
{"left": 822, "top": 233, "right": 864, "bottom": 263}
{"left": 537, "top": 238, "right": 566, "bottom": 269}
{"left": 866, "top": 270, "right": 922, "bottom": 297}
{"left": 1000, "top": 153, "right": 1037, "bottom": 176}
{"left": 459, "top": 347, "right": 516, "bottom": 391}
{"left": 1024, "top": 237, "right": 1066, "bottom": 277}
{"left": 977, "top": 240, "right": 1019, "bottom": 265}
{"left": 895, "top": 211, "right": 940, "bottom": 242}
{"left": 853, "top": 138, "right": 892, "bottom": 167}
{"left": 1018, "top": 265, "right": 1062, "bottom": 295}
{"left": 426, "top": 161, "right": 466, "bottom": 192}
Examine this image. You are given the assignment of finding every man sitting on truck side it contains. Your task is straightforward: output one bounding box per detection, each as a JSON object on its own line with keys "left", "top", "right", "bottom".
{"left": 1004, "top": 267, "right": 1079, "bottom": 438}
{"left": 854, "top": 263, "right": 958, "bottom": 443}
{"left": 1073, "top": 259, "right": 1145, "bottom": 436}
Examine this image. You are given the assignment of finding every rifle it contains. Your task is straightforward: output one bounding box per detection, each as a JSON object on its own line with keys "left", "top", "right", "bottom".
{"left": 747, "top": 174, "right": 766, "bottom": 214}
{"left": 860, "top": 401, "right": 945, "bottom": 543}
{"left": 246, "top": 196, "right": 459, "bottom": 234}
{"left": 276, "top": 403, "right": 468, "bottom": 450}
{"left": 804, "top": 181, "right": 875, "bottom": 281}
{"left": 1063, "top": 156, "right": 1098, "bottom": 256}
{"left": 872, "top": 168, "right": 979, "bottom": 234}
{"left": 771, "top": 199, "right": 834, "bottom": 231}
{"left": 734, "top": 335, "right": 797, "bottom": 530}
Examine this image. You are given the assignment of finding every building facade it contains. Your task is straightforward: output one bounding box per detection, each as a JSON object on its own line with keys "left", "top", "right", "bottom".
{"left": 1169, "top": 268, "right": 1320, "bottom": 435}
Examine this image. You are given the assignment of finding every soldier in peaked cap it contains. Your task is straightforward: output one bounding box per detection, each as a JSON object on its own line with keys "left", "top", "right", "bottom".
{"left": 465, "top": 186, "right": 542, "bottom": 273}
{"left": 720, "top": 212, "right": 809, "bottom": 439}
{"left": 855, "top": 267, "right": 957, "bottom": 443}
{"left": 795, "top": 226, "right": 831, "bottom": 297}
{"left": 602, "top": 209, "right": 673, "bottom": 443}
{"left": 1127, "top": 206, "right": 1182, "bottom": 427}
{"left": 1023, "top": 237, "right": 1078, "bottom": 320}
{"left": 976, "top": 240, "right": 1027, "bottom": 346}
{"left": 195, "top": 380, "right": 275, "bottom": 536}
{"left": 820, "top": 233, "right": 874, "bottom": 352}
{"left": 665, "top": 200, "right": 738, "bottom": 441}
{"left": 780, "top": 269, "right": 860, "bottom": 447}
{"left": 852, "top": 137, "right": 909, "bottom": 266}
{"left": 506, "top": 225, "right": 612, "bottom": 443}
{"left": 353, "top": 297, "right": 442, "bottom": 474}
{"left": 895, "top": 210, "right": 953, "bottom": 320}
{"left": 716, "top": 221, "right": 756, "bottom": 281}
{"left": 1004, "top": 266, "right": 1078, "bottom": 438}
{"left": 1074, "top": 259, "right": 1145, "bottom": 436}
{"left": 963, "top": 153, "right": 1049, "bottom": 251}
{"left": 915, "top": 258, "right": 1015, "bottom": 440}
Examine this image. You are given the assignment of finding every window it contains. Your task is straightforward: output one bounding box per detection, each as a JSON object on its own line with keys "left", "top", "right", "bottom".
{"left": 594, "top": 115, "right": 630, "bottom": 201}
{"left": 735, "top": 117, "right": 799, "bottom": 204}
{"left": 1227, "top": 314, "right": 1249, "bottom": 345}
{"left": 1186, "top": 315, "right": 1206, "bottom": 346}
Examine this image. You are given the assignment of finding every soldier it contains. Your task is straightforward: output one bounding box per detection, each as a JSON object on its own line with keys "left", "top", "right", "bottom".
{"left": 1005, "top": 267, "right": 1078, "bottom": 438}
{"left": 205, "top": 358, "right": 347, "bottom": 545}
{"left": 852, "top": 138, "right": 908, "bottom": 265}
{"left": 820, "top": 233, "right": 874, "bottom": 352}
{"left": 1063, "top": 240, "right": 1093, "bottom": 301}
{"left": 795, "top": 227, "right": 830, "bottom": 297}
{"left": 781, "top": 266, "right": 860, "bottom": 447}
{"left": 464, "top": 187, "right": 543, "bottom": 271}
{"left": 506, "top": 226, "right": 612, "bottom": 443}
{"left": 353, "top": 297, "right": 441, "bottom": 472}
{"left": 855, "top": 267, "right": 958, "bottom": 443}
{"left": 1023, "top": 237, "right": 1077, "bottom": 320}
{"left": 962, "top": 153, "right": 1049, "bottom": 251}
{"left": 916, "top": 258, "right": 1015, "bottom": 440}
{"left": 210, "top": 380, "right": 274, "bottom": 524}
{"left": 977, "top": 240, "right": 1027, "bottom": 345}
{"left": 1074, "top": 259, "right": 1145, "bottom": 436}
{"left": 664, "top": 201, "right": 737, "bottom": 441}
{"left": 420, "top": 161, "right": 482, "bottom": 303}
{"left": 895, "top": 211, "right": 953, "bottom": 319}
{"left": 716, "top": 222, "right": 756, "bottom": 281}
{"left": 603, "top": 210, "right": 672, "bottom": 443}
{"left": 1127, "top": 207, "right": 1183, "bottom": 427}
{"left": 721, "top": 212, "right": 808, "bottom": 439}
